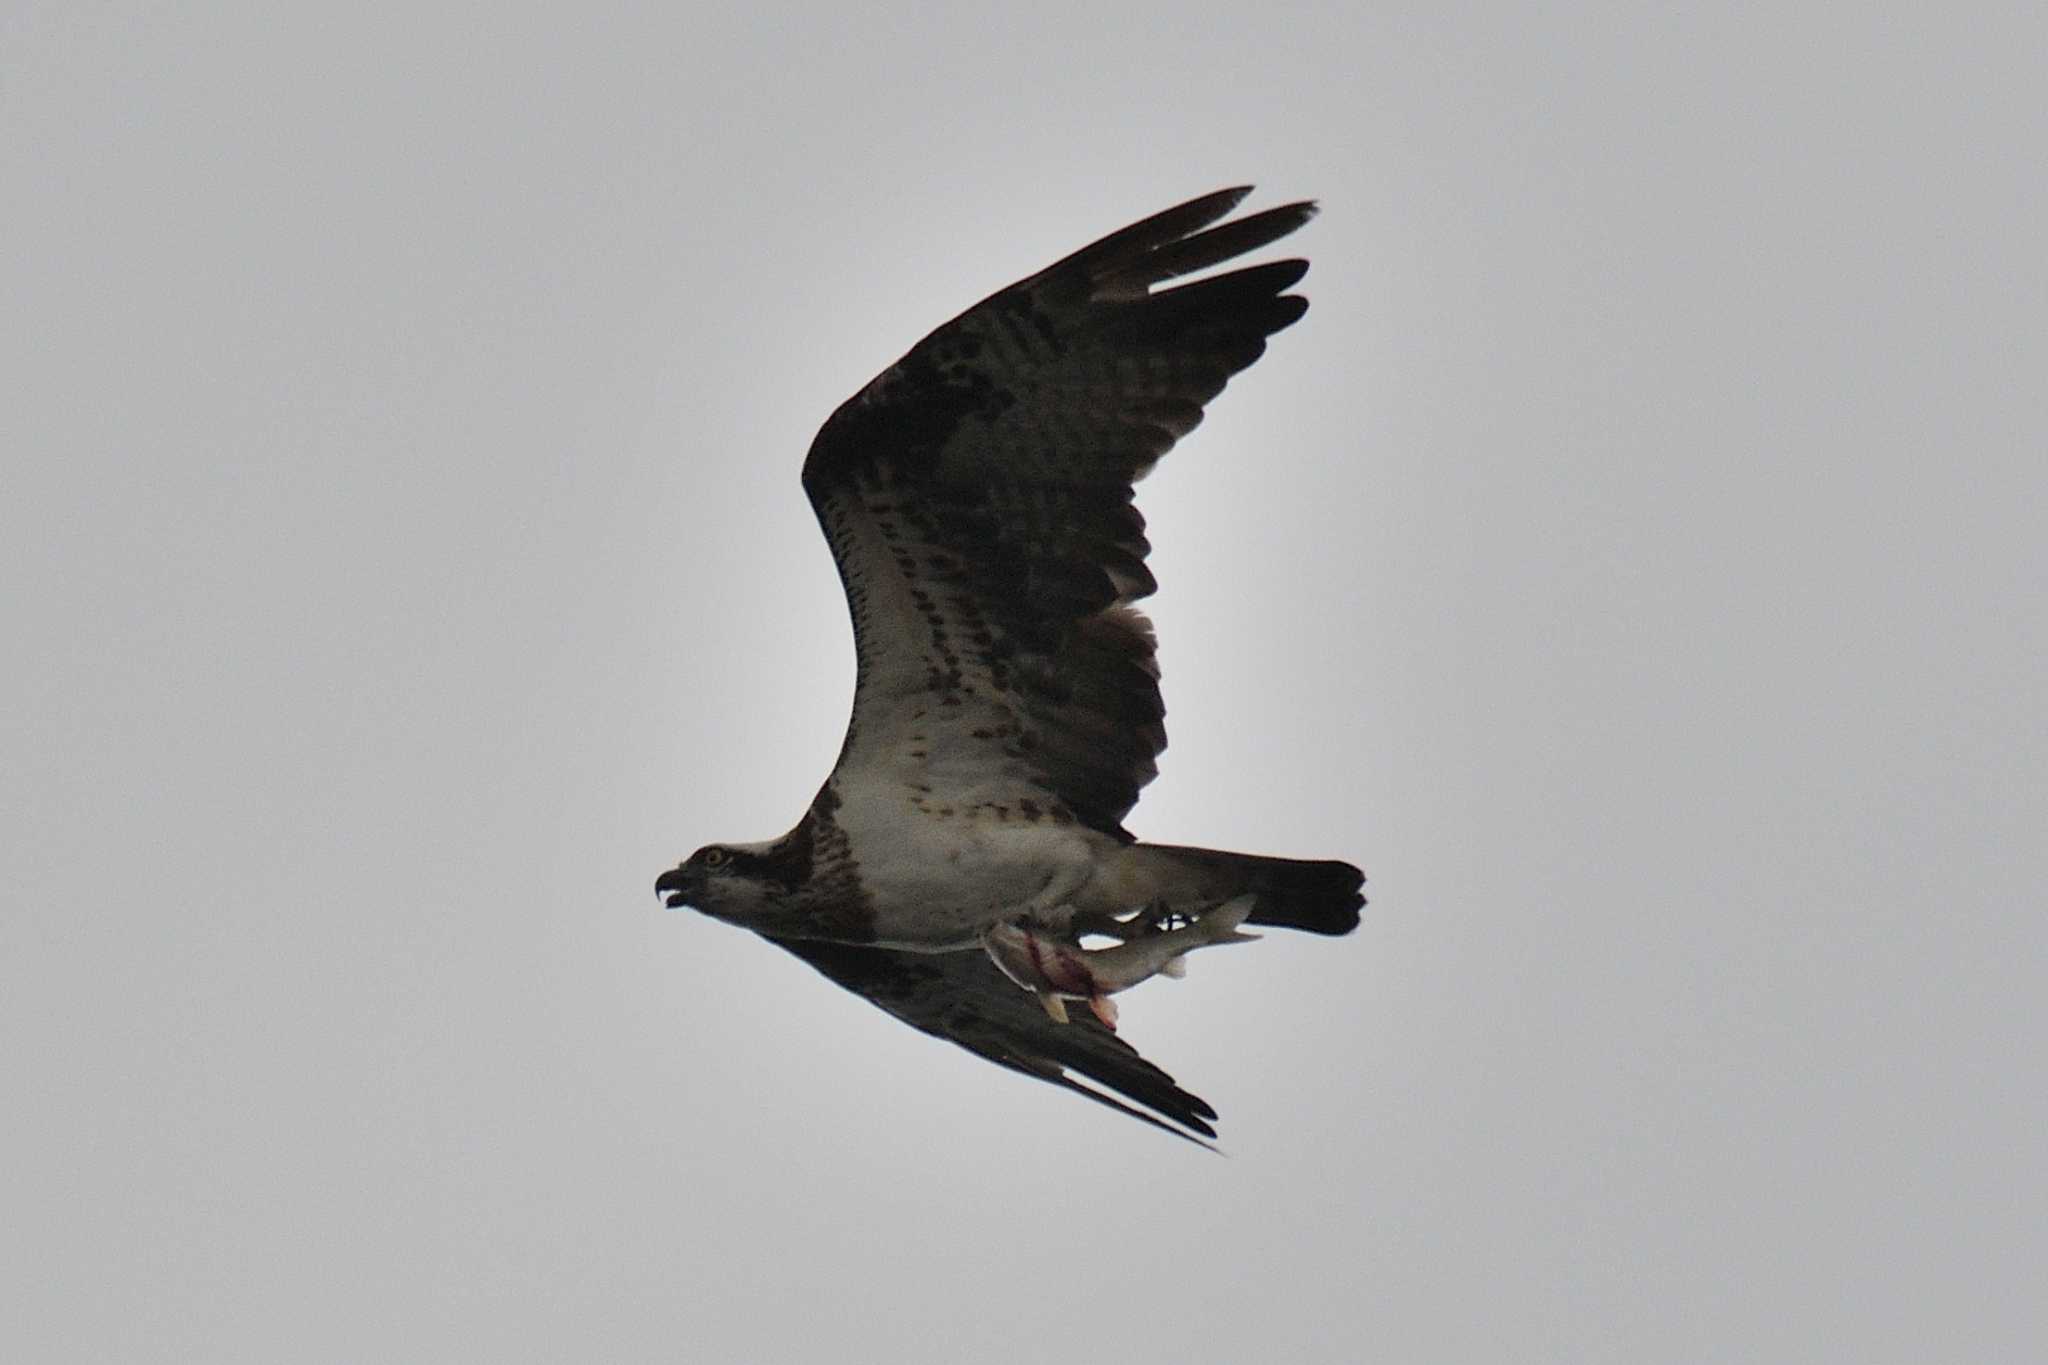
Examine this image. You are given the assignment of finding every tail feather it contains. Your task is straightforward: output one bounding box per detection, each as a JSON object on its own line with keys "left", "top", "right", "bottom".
{"left": 1130, "top": 843, "right": 1366, "bottom": 936}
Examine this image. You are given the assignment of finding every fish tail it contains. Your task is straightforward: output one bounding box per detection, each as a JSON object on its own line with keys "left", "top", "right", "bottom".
{"left": 1205, "top": 893, "right": 1262, "bottom": 944}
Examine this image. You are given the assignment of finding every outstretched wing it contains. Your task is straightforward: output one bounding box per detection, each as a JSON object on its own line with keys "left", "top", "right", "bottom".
{"left": 769, "top": 935, "right": 1220, "bottom": 1143}
{"left": 803, "top": 188, "right": 1315, "bottom": 836}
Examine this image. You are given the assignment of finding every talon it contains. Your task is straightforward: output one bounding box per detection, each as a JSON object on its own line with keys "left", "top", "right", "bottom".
{"left": 1089, "top": 994, "right": 1119, "bottom": 1030}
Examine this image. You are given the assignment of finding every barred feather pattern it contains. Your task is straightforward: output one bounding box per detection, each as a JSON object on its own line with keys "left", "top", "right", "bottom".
{"left": 802, "top": 187, "right": 1316, "bottom": 835}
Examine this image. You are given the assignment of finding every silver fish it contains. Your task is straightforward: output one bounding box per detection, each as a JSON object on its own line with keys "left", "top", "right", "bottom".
{"left": 980, "top": 895, "right": 1261, "bottom": 1029}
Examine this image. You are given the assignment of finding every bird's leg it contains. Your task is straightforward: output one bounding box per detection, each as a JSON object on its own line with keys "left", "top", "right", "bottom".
{"left": 1021, "top": 860, "right": 1095, "bottom": 921}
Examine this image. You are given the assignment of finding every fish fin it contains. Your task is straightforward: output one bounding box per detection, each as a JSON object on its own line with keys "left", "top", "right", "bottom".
{"left": 1037, "top": 991, "right": 1070, "bottom": 1024}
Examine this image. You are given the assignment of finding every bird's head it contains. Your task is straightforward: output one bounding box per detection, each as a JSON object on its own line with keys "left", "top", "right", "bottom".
{"left": 655, "top": 841, "right": 787, "bottom": 928}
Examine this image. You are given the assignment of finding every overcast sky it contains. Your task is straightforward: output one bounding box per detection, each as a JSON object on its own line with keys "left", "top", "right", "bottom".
{"left": 5, "top": 4, "right": 2043, "bottom": 1361}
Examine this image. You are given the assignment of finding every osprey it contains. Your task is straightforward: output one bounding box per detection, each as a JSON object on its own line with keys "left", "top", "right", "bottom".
{"left": 658, "top": 188, "right": 1365, "bottom": 1142}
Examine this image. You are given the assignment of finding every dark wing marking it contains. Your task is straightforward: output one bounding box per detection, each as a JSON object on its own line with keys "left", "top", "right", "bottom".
{"left": 769, "top": 935, "right": 1220, "bottom": 1144}
{"left": 803, "top": 188, "right": 1315, "bottom": 836}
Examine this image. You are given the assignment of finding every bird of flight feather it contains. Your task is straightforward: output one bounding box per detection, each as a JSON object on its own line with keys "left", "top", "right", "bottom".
{"left": 658, "top": 187, "right": 1366, "bottom": 1144}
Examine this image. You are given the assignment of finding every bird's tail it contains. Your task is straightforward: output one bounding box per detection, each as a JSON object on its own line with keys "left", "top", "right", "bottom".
{"left": 1115, "top": 842, "right": 1366, "bottom": 936}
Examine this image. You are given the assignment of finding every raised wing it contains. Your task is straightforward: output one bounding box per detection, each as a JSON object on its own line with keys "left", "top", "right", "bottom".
{"left": 803, "top": 188, "right": 1315, "bottom": 836}
{"left": 769, "top": 935, "right": 1221, "bottom": 1143}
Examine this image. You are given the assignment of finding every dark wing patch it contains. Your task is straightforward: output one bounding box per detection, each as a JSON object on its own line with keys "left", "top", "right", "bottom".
{"left": 770, "top": 936, "right": 1220, "bottom": 1144}
{"left": 804, "top": 188, "right": 1315, "bottom": 835}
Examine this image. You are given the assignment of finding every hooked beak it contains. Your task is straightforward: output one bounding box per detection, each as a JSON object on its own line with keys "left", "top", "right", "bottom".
{"left": 654, "top": 866, "right": 693, "bottom": 909}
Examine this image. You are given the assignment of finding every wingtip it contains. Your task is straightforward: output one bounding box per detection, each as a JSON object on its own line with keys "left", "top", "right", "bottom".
{"left": 1201, "top": 187, "right": 1319, "bottom": 225}
{"left": 1268, "top": 199, "right": 1320, "bottom": 232}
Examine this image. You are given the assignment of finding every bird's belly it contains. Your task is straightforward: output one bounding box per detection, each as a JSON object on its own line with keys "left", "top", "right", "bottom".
{"left": 840, "top": 803, "right": 1104, "bottom": 949}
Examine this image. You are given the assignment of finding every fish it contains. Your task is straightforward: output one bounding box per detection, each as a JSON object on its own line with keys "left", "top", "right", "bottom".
{"left": 979, "top": 895, "right": 1262, "bottom": 1029}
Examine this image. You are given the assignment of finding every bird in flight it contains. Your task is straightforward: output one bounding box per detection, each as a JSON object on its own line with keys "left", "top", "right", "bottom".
{"left": 658, "top": 187, "right": 1365, "bottom": 1142}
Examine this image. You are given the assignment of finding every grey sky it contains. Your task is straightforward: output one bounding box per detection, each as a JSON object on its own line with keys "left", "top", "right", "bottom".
{"left": 5, "top": 4, "right": 2043, "bottom": 1361}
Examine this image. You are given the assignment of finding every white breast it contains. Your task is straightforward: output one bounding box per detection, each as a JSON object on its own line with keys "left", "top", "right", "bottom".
{"left": 833, "top": 776, "right": 1107, "bottom": 949}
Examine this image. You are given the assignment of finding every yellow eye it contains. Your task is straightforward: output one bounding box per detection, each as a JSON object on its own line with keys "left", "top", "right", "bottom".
{"left": 702, "top": 847, "right": 729, "bottom": 869}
